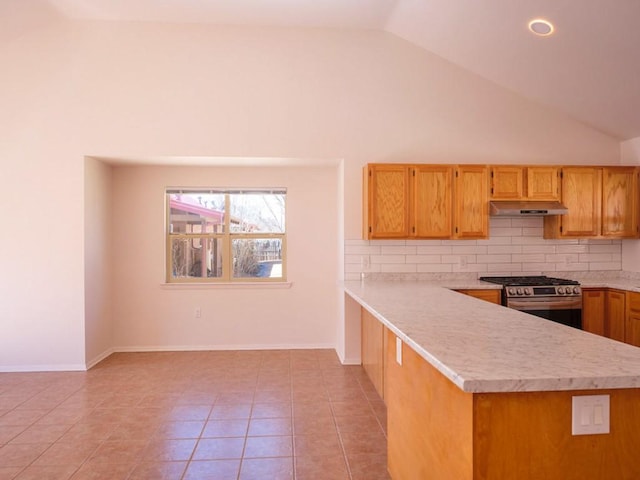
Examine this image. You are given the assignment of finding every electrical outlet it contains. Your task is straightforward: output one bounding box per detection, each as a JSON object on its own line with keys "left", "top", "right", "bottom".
{"left": 459, "top": 256, "right": 468, "bottom": 269}
{"left": 195, "top": 307, "right": 201, "bottom": 318}
{"left": 361, "top": 255, "right": 370, "bottom": 270}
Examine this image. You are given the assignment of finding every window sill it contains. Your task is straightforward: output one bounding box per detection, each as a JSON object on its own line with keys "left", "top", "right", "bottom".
{"left": 160, "top": 281, "right": 292, "bottom": 290}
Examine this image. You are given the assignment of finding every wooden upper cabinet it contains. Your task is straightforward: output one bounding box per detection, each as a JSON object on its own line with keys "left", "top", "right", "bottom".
{"left": 527, "top": 166, "right": 560, "bottom": 200}
{"left": 602, "top": 167, "right": 638, "bottom": 238}
{"left": 412, "top": 165, "right": 453, "bottom": 238}
{"left": 365, "top": 163, "right": 637, "bottom": 240}
{"left": 490, "top": 166, "right": 559, "bottom": 200}
{"left": 544, "top": 167, "right": 602, "bottom": 238}
{"left": 454, "top": 165, "right": 488, "bottom": 239}
{"left": 364, "top": 164, "right": 410, "bottom": 239}
{"left": 490, "top": 166, "right": 524, "bottom": 199}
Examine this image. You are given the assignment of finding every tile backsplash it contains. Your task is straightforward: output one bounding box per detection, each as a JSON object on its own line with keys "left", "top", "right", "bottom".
{"left": 345, "top": 217, "right": 622, "bottom": 281}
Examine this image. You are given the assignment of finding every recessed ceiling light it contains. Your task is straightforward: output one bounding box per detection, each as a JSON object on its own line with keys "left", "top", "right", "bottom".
{"left": 528, "top": 18, "right": 554, "bottom": 36}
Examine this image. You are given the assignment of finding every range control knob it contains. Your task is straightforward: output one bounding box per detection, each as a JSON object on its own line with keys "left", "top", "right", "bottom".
{"left": 573, "top": 287, "right": 581, "bottom": 294}
{"left": 557, "top": 287, "right": 565, "bottom": 294}
{"left": 524, "top": 288, "right": 532, "bottom": 295}
{"left": 508, "top": 288, "right": 516, "bottom": 295}
{"left": 516, "top": 288, "right": 523, "bottom": 295}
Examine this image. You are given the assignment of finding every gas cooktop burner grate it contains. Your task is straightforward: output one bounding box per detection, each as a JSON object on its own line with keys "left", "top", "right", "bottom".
{"left": 479, "top": 276, "right": 580, "bottom": 287}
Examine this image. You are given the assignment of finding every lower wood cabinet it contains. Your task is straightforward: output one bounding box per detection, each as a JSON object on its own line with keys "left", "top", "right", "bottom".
{"left": 385, "top": 328, "right": 640, "bottom": 479}
{"left": 361, "top": 307, "right": 386, "bottom": 401}
{"left": 605, "top": 289, "right": 626, "bottom": 342}
{"left": 582, "top": 288, "right": 640, "bottom": 348}
{"left": 582, "top": 288, "right": 605, "bottom": 336}
{"left": 456, "top": 289, "right": 501, "bottom": 305}
{"left": 626, "top": 291, "right": 640, "bottom": 347}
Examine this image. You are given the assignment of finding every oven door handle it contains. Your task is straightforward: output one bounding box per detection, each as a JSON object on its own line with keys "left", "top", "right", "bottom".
{"left": 507, "top": 297, "right": 582, "bottom": 311}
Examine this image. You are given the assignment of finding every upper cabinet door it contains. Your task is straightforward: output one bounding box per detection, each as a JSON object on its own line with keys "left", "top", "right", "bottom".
{"left": 454, "top": 165, "right": 488, "bottom": 239}
{"left": 602, "top": 167, "right": 638, "bottom": 238}
{"left": 555, "top": 167, "right": 602, "bottom": 238}
{"left": 490, "top": 166, "right": 524, "bottom": 200}
{"left": 490, "top": 166, "right": 559, "bottom": 200}
{"left": 412, "top": 165, "right": 453, "bottom": 238}
{"left": 365, "top": 164, "right": 410, "bottom": 239}
{"left": 526, "top": 166, "right": 560, "bottom": 201}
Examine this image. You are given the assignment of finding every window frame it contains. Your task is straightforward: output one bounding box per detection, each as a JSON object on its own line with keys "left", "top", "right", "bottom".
{"left": 165, "top": 188, "right": 287, "bottom": 284}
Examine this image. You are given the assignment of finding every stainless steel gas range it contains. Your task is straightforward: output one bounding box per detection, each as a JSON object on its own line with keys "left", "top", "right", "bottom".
{"left": 479, "top": 276, "right": 582, "bottom": 329}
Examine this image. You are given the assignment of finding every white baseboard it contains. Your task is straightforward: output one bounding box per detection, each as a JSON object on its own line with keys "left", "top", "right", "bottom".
{"left": 85, "top": 347, "right": 115, "bottom": 370}
{"left": 1, "top": 344, "right": 348, "bottom": 372}
{"left": 113, "top": 343, "right": 336, "bottom": 353}
{"left": 0, "top": 363, "right": 87, "bottom": 373}
{"left": 341, "top": 356, "right": 362, "bottom": 365}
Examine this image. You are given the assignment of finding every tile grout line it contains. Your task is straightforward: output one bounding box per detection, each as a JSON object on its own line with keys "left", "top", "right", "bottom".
{"left": 326, "top": 371, "right": 355, "bottom": 480}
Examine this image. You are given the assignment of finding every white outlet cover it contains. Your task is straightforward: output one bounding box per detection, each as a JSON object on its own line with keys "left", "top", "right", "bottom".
{"left": 572, "top": 395, "right": 610, "bottom": 435}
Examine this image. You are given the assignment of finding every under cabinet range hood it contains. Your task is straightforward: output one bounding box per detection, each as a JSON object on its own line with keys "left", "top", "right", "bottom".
{"left": 489, "top": 201, "right": 568, "bottom": 216}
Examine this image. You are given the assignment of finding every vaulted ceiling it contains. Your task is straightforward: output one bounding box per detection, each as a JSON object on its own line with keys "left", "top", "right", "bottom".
{"left": 14, "top": 0, "right": 640, "bottom": 140}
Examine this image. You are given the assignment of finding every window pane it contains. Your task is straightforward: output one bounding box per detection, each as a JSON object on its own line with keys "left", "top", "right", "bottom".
{"left": 170, "top": 237, "right": 223, "bottom": 279}
{"left": 169, "top": 193, "right": 226, "bottom": 234}
{"left": 232, "top": 238, "right": 283, "bottom": 279}
{"left": 229, "top": 193, "right": 285, "bottom": 233}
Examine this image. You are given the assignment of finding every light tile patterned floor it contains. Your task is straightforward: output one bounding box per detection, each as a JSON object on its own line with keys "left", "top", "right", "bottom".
{"left": 0, "top": 350, "right": 390, "bottom": 480}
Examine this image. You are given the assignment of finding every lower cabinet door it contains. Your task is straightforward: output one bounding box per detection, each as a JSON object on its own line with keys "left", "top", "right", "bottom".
{"left": 361, "top": 307, "right": 385, "bottom": 400}
{"left": 626, "top": 292, "right": 640, "bottom": 347}
{"left": 456, "top": 289, "right": 501, "bottom": 305}
{"left": 606, "top": 290, "right": 626, "bottom": 342}
{"left": 582, "top": 288, "right": 605, "bottom": 336}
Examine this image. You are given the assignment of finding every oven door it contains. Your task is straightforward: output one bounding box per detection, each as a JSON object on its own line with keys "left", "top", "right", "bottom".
{"left": 507, "top": 296, "right": 582, "bottom": 330}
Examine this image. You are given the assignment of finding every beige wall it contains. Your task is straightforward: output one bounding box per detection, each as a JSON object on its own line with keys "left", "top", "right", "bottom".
{"left": 621, "top": 137, "right": 640, "bottom": 164}
{"left": 110, "top": 165, "right": 339, "bottom": 353}
{"left": 0, "top": 18, "right": 622, "bottom": 369}
{"left": 0, "top": 0, "right": 62, "bottom": 44}
{"left": 84, "top": 157, "right": 114, "bottom": 366}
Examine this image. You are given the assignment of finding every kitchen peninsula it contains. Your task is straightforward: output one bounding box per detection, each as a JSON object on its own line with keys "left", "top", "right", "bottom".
{"left": 345, "top": 279, "right": 640, "bottom": 480}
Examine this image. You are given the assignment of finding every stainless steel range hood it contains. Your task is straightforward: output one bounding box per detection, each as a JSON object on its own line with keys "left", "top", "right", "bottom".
{"left": 489, "top": 201, "right": 568, "bottom": 216}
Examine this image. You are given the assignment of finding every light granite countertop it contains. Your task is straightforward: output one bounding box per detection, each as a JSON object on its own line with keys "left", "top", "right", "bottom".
{"left": 564, "top": 273, "right": 640, "bottom": 292}
{"left": 345, "top": 277, "right": 640, "bottom": 394}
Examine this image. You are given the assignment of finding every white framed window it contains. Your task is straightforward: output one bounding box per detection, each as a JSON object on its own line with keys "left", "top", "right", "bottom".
{"left": 166, "top": 188, "right": 286, "bottom": 283}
